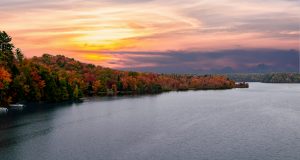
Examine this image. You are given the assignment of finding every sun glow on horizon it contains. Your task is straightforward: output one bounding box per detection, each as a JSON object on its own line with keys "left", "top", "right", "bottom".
{"left": 69, "top": 26, "right": 152, "bottom": 51}
{"left": 81, "top": 53, "right": 116, "bottom": 61}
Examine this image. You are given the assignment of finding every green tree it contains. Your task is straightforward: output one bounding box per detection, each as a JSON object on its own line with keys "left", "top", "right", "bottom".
{"left": 0, "top": 31, "right": 15, "bottom": 68}
{"left": 15, "top": 48, "right": 24, "bottom": 63}
{"left": 73, "top": 85, "right": 79, "bottom": 100}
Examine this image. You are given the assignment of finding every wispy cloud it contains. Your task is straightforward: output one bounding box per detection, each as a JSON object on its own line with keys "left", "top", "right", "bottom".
{"left": 1, "top": 0, "right": 299, "bottom": 72}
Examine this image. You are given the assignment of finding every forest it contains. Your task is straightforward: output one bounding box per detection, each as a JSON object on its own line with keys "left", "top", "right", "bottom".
{"left": 228, "top": 73, "right": 300, "bottom": 83}
{"left": 0, "top": 31, "right": 236, "bottom": 106}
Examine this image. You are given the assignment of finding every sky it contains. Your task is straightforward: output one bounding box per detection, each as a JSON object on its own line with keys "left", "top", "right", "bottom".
{"left": 1, "top": 0, "right": 300, "bottom": 73}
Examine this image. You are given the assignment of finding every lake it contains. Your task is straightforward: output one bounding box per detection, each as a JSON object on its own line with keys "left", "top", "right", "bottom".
{"left": 1, "top": 83, "right": 300, "bottom": 160}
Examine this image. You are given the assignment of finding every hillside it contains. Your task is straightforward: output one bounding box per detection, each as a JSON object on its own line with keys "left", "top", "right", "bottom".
{"left": 0, "top": 31, "right": 236, "bottom": 106}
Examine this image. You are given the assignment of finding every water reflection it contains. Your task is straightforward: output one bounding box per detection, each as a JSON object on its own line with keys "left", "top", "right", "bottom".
{"left": 1, "top": 83, "right": 300, "bottom": 160}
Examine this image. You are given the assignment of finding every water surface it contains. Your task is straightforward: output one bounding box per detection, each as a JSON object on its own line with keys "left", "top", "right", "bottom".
{"left": 1, "top": 83, "right": 300, "bottom": 160}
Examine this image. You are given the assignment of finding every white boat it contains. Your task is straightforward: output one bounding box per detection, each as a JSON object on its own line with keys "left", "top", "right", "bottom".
{"left": 0, "top": 107, "right": 8, "bottom": 115}
{"left": 9, "top": 104, "right": 25, "bottom": 112}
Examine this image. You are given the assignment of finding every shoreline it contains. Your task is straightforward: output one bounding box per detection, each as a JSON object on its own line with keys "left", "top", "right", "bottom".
{"left": 0, "top": 84, "right": 249, "bottom": 116}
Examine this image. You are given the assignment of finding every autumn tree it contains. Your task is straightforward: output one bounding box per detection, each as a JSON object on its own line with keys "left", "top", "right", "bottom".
{"left": 0, "top": 31, "right": 237, "bottom": 105}
{"left": 0, "top": 67, "right": 12, "bottom": 106}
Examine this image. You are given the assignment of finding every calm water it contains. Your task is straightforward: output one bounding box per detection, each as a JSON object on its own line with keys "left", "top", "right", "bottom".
{"left": 0, "top": 83, "right": 300, "bottom": 160}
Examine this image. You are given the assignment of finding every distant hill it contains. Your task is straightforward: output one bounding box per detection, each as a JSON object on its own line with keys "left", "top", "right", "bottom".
{"left": 118, "top": 49, "right": 299, "bottom": 74}
{"left": 228, "top": 73, "right": 300, "bottom": 83}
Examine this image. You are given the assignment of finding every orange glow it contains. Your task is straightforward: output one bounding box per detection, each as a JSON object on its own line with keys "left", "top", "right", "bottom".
{"left": 80, "top": 53, "right": 115, "bottom": 61}
{"left": 70, "top": 26, "right": 150, "bottom": 50}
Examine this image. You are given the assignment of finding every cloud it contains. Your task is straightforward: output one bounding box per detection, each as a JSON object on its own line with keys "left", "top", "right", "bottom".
{"left": 0, "top": 0, "right": 154, "bottom": 11}
{"left": 183, "top": 1, "right": 300, "bottom": 39}
{"left": 106, "top": 49, "right": 299, "bottom": 73}
{"left": 1, "top": 0, "right": 299, "bottom": 73}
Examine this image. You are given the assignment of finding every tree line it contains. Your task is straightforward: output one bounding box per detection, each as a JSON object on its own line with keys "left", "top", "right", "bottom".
{"left": 228, "top": 73, "right": 300, "bottom": 83}
{"left": 0, "top": 31, "right": 236, "bottom": 106}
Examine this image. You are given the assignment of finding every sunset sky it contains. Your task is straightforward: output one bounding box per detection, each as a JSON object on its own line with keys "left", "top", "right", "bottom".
{"left": 1, "top": 0, "right": 300, "bottom": 73}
